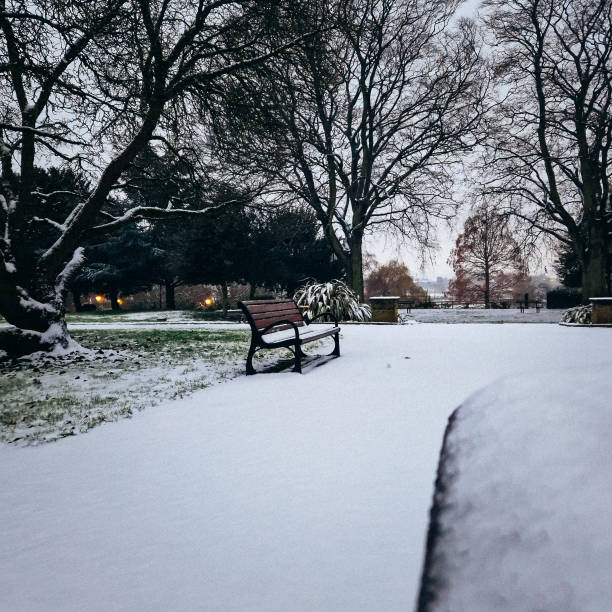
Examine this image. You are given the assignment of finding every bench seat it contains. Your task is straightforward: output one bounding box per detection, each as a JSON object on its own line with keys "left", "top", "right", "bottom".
{"left": 261, "top": 324, "right": 339, "bottom": 346}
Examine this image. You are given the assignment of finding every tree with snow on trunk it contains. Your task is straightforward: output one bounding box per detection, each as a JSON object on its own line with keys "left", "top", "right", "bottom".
{"left": 0, "top": 0, "right": 314, "bottom": 358}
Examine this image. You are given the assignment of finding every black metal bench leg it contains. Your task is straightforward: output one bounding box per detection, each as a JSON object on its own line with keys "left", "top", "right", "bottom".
{"left": 246, "top": 340, "right": 257, "bottom": 375}
{"left": 330, "top": 332, "right": 340, "bottom": 357}
{"left": 293, "top": 342, "right": 303, "bottom": 373}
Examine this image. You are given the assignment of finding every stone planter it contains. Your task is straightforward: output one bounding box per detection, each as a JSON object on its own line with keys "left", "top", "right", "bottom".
{"left": 369, "top": 296, "right": 400, "bottom": 323}
{"left": 590, "top": 297, "right": 612, "bottom": 324}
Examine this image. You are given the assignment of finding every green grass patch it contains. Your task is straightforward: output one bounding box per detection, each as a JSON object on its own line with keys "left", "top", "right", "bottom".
{"left": 0, "top": 326, "right": 330, "bottom": 446}
{"left": 0, "top": 328, "right": 283, "bottom": 446}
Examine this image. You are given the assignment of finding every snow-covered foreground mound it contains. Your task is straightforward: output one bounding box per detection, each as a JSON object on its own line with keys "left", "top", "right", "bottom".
{"left": 418, "top": 364, "right": 612, "bottom": 612}
{"left": 1, "top": 324, "right": 610, "bottom": 611}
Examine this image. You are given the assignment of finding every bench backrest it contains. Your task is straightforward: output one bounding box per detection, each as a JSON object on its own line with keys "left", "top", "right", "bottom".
{"left": 238, "top": 299, "right": 305, "bottom": 336}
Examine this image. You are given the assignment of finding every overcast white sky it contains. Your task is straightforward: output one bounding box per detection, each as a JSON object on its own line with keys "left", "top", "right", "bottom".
{"left": 365, "top": 0, "right": 483, "bottom": 279}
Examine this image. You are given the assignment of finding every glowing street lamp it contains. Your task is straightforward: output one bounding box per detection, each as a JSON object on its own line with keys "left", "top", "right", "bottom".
{"left": 204, "top": 297, "right": 214, "bottom": 307}
{"left": 95, "top": 295, "right": 103, "bottom": 302}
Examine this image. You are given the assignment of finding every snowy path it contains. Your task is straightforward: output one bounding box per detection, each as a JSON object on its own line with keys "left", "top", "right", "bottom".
{"left": 1, "top": 324, "right": 610, "bottom": 611}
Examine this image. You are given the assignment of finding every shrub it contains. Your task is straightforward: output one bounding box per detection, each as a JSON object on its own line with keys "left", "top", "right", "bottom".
{"left": 294, "top": 280, "right": 371, "bottom": 322}
{"left": 561, "top": 304, "right": 592, "bottom": 324}
{"left": 546, "top": 287, "right": 583, "bottom": 309}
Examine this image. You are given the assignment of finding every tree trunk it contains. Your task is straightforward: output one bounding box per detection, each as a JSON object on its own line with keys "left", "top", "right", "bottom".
{"left": 349, "top": 231, "right": 365, "bottom": 301}
{"left": 72, "top": 290, "right": 83, "bottom": 312}
{"left": 249, "top": 283, "right": 257, "bottom": 299}
{"left": 581, "top": 242, "right": 610, "bottom": 300}
{"left": 484, "top": 267, "right": 490, "bottom": 309}
{"left": 220, "top": 281, "right": 229, "bottom": 316}
{"left": 0, "top": 321, "right": 75, "bottom": 359}
{"left": 0, "top": 276, "right": 75, "bottom": 358}
{"left": 165, "top": 281, "right": 176, "bottom": 310}
{"left": 0, "top": 244, "right": 85, "bottom": 357}
{"left": 110, "top": 289, "right": 121, "bottom": 311}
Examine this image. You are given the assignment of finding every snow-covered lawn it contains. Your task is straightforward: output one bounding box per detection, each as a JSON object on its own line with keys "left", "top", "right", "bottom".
{"left": 401, "top": 306, "right": 562, "bottom": 324}
{"left": 0, "top": 327, "right": 295, "bottom": 445}
{"left": 1, "top": 306, "right": 566, "bottom": 328}
{"left": 1, "top": 324, "right": 610, "bottom": 611}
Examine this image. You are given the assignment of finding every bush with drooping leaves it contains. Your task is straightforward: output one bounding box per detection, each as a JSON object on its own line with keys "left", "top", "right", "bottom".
{"left": 294, "top": 280, "right": 371, "bottom": 322}
{"left": 561, "top": 304, "right": 592, "bottom": 325}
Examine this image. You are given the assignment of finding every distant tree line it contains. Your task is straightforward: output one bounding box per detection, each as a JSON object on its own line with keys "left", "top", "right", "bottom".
{"left": 35, "top": 161, "right": 342, "bottom": 311}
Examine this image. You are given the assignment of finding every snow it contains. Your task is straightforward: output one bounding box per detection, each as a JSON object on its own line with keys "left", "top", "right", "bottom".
{"left": 64, "top": 321, "right": 248, "bottom": 330}
{"left": 1, "top": 324, "right": 611, "bottom": 611}
{"left": 16, "top": 288, "right": 58, "bottom": 315}
{"left": 419, "top": 363, "right": 612, "bottom": 612}
{"left": 401, "top": 307, "right": 562, "bottom": 324}
{"left": 0, "top": 307, "right": 564, "bottom": 330}
{"left": 262, "top": 323, "right": 337, "bottom": 344}
{"left": 39, "top": 322, "right": 83, "bottom": 356}
{"left": 54, "top": 247, "right": 85, "bottom": 298}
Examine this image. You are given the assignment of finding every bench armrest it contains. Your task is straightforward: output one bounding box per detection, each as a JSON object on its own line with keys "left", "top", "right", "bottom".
{"left": 260, "top": 319, "right": 300, "bottom": 340}
{"left": 304, "top": 311, "right": 339, "bottom": 326}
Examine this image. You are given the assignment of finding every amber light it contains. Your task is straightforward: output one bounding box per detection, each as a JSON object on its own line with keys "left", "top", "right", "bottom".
{"left": 204, "top": 297, "right": 213, "bottom": 306}
{"left": 95, "top": 295, "right": 103, "bottom": 302}
{"left": 117, "top": 298, "right": 123, "bottom": 305}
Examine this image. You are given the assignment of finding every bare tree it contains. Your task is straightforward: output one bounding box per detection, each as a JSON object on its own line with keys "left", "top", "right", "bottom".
{"left": 0, "top": 0, "right": 310, "bottom": 357}
{"left": 212, "top": 0, "right": 488, "bottom": 300}
{"left": 448, "top": 203, "right": 524, "bottom": 307}
{"left": 481, "top": 0, "right": 612, "bottom": 298}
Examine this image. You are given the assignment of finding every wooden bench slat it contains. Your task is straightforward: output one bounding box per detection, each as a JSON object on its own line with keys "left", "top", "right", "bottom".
{"left": 255, "top": 313, "right": 304, "bottom": 329}
{"left": 261, "top": 322, "right": 303, "bottom": 335}
{"left": 240, "top": 299, "right": 296, "bottom": 306}
{"left": 245, "top": 301, "right": 299, "bottom": 314}
{"left": 250, "top": 306, "right": 302, "bottom": 320}
{"left": 253, "top": 312, "right": 304, "bottom": 329}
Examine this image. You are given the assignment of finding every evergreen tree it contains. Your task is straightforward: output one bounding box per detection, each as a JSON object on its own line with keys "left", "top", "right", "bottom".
{"left": 246, "top": 207, "right": 343, "bottom": 296}
{"left": 554, "top": 244, "right": 582, "bottom": 290}
{"left": 73, "top": 226, "right": 164, "bottom": 310}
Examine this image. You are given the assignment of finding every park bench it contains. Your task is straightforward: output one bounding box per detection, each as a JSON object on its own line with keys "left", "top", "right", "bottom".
{"left": 398, "top": 300, "right": 414, "bottom": 312}
{"left": 237, "top": 299, "right": 340, "bottom": 374}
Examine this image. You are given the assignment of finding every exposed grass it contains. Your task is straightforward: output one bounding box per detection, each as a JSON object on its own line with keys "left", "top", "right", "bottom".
{"left": 0, "top": 328, "right": 299, "bottom": 446}
{"left": 64, "top": 309, "right": 202, "bottom": 324}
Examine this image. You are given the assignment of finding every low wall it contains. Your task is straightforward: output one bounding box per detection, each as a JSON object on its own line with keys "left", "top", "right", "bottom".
{"left": 369, "top": 296, "right": 399, "bottom": 323}
{"left": 590, "top": 297, "right": 612, "bottom": 324}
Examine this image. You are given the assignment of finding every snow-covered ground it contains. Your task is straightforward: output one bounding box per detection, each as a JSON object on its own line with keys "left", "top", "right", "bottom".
{"left": 1, "top": 307, "right": 565, "bottom": 330}
{"left": 418, "top": 364, "right": 612, "bottom": 612}
{"left": 65, "top": 321, "right": 247, "bottom": 330}
{"left": 401, "top": 307, "right": 562, "bottom": 324}
{"left": 67, "top": 310, "right": 210, "bottom": 324}
{"left": 1, "top": 327, "right": 292, "bottom": 445}
{"left": 1, "top": 324, "right": 610, "bottom": 611}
